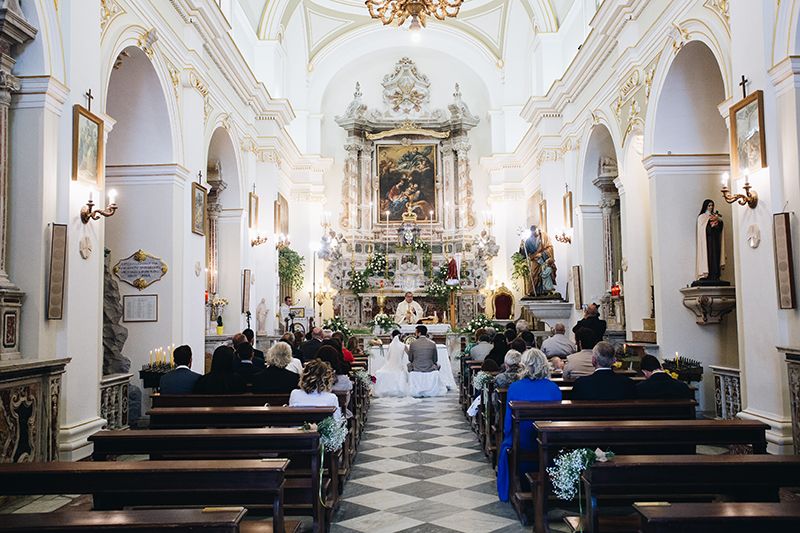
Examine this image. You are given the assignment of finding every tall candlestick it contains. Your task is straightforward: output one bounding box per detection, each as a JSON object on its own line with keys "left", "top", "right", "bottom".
{"left": 385, "top": 210, "right": 390, "bottom": 279}
{"left": 429, "top": 210, "right": 434, "bottom": 278}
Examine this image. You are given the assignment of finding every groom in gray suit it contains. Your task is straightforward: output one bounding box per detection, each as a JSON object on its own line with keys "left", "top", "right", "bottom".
{"left": 407, "top": 325, "right": 439, "bottom": 372}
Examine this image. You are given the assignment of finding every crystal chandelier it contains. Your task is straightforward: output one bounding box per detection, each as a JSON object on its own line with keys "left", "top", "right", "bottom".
{"left": 365, "top": 0, "right": 464, "bottom": 30}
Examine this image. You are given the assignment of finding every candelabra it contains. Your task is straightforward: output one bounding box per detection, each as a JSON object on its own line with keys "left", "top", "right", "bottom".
{"left": 554, "top": 231, "right": 572, "bottom": 244}
{"left": 720, "top": 172, "right": 758, "bottom": 209}
{"left": 81, "top": 190, "right": 118, "bottom": 224}
{"left": 251, "top": 234, "right": 268, "bottom": 247}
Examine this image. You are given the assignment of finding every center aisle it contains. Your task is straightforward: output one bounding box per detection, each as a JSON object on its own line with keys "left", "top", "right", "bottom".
{"left": 331, "top": 393, "right": 528, "bottom": 533}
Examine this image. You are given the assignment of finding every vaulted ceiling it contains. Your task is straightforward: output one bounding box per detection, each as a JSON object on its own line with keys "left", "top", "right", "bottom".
{"left": 235, "top": 0, "right": 577, "bottom": 63}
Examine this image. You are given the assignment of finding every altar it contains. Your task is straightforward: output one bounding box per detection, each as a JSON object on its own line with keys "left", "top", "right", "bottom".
{"left": 318, "top": 58, "right": 498, "bottom": 329}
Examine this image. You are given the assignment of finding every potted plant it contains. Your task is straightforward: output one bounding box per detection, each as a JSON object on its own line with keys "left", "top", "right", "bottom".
{"left": 216, "top": 315, "right": 224, "bottom": 336}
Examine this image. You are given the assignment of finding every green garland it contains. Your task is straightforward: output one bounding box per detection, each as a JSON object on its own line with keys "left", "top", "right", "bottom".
{"left": 278, "top": 247, "right": 305, "bottom": 291}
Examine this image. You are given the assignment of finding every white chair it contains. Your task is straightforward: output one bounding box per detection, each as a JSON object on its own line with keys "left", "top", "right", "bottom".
{"left": 408, "top": 371, "right": 447, "bottom": 397}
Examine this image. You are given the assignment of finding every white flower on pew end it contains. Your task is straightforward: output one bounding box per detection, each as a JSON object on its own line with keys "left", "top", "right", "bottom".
{"left": 472, "top": 371, "right": 492, "bottom": 391}
{"left": 353, "top": 369, "right": 374, "bottom": 389}
{"left": 307, "top": 416, "right": 348, "bottom": 452}
{"left": 547, "top": 448, "right": 616, "bottom": 501}
{"left": 594, "top": 448, "right": 611, "bottom": 462}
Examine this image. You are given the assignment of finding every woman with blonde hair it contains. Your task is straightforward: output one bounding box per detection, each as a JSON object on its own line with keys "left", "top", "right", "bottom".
{"left": 496, "top": 348, "right": 561, "bottom": 501}
{"left": 289, "top": 359, "right": 342, "bottom": 419}
{"left": 252, "top": 342, "right": 299, "bottom": 394}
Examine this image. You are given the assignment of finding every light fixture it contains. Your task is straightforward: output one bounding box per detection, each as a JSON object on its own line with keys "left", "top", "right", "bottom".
{"left": 720, "top": 171, "right": 758, "bottom": 209}
{"left": 275, "top": 234, "right": 291, "bottom": 250}
{"left": 554, "top": 230, "right": 572, "bottom": 244}
{"left": 251, "top": 235, "right": 268, "bottom": 247}
{"left": 81, "top": 190, "right": 118, "bottom": 224}
{"left": 366, "top": 0, "right": 464, "bottom": 29}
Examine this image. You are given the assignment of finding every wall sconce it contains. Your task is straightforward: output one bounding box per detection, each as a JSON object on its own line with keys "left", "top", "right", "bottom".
{"left": 720, "top": 172, "right": 758, "bottom": 209}
{"left": 251, "top": 234, "right": 268, "bottom": 247}
{"left": 315, "top": 284, "right": 335, "bottom": 307}
{"left": 554, "top": 230, "right": 572, "bottom": 244}
{"left": 275, "top": 234, "right": 291, "bottom": 250}
{"left": 81, "top": 190, "right": 118, "bottom": 224}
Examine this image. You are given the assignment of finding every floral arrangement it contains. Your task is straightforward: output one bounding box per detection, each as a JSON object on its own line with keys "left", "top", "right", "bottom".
{"left": 210, "top": 297, "right": 229, "bottom": 308}
{"left": 473, "top": 371, "right": 493, "bottom": 391}
{"left": 398, "top": 240, "right": 431, "bottom": 254}
{"left": 426, "top": 277, "right": 449, "bottom": 302}
{"left": 353, "top": 369, "right": 374, "bottom": 389}
{"left": 323, "top": 316, "right": 352, "bottom": 338}
{"left": 278, "top": 247, "right": 305, "bottom": 291}
{"left": 370, "top": 313, "right": 397, "bottom": 331}
{"left": 312, "top": 416, "right": 348, "bottom": 452}
{"left": 347, "top": 269, "right": 370, "bottom": 297}
{"left": 463, "top": 314, "right": 494, "bottom": 336}
{"left": 547, "top": 448, "right": 615, "bottom": 501}
{"left": 365, "top": 253, "right": 388, "bottom": 276}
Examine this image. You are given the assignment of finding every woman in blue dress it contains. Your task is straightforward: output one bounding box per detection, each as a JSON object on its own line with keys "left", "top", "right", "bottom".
{"left": 497, "top": 348, "right": 561, "bottom": 501}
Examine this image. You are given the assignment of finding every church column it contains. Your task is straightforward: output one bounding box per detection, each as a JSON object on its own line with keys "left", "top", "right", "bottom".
{"left": 454, "top": 135, "right": 474, "bottom": 229}
{"left": 253, "top": 148, "right": 280, "bottom": 334}
{"left": 341, "top": 139, "right": 359, "bottom": 230}
{"left": 593, "top": 168, "right": 619, "bottom": 292}
{"left": 358, "top": 140, "right": 373, "bottom": 232}
{"left": 0, "top": 5, "right": 36, "bottom": 360}
{"left": 205, "top": 163, "right": 226, "bottom": 300}
{"left": 440, "top": 140, "right": 456, "bottom": 232}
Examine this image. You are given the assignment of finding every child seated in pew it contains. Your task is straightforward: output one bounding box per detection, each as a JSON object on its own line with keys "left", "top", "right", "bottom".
{"left": 290, "top": 359, "right": 343, "bottom": 420}
{"left": 497, "top": 349, "right": 562, "bottom": 502}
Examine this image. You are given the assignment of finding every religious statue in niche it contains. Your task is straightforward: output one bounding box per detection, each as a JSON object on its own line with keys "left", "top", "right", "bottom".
{"left": 378, "top": 144, "right": 437, "bottom": 222}
{"left": 693, "top": 199, "right": 729, "bottom": 287}
{"left": 520, "top": 225, "right": 561, "bottom": 299}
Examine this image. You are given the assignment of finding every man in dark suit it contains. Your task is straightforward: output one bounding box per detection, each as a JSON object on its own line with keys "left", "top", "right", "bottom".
{"left": 159, "top": 345, "right": 201, "bottom": 394}
{"left": 242, "top": 328, "right": 265, "bottom": 368}
{"left": 235, "top": 343, "right": 259, "bottom": 386}
{"left": 298, "top": 327, "right": 324, "bottom": 362}
{"left": 572, "top": 303, "right": 607, "bottom": 342}
{"left": 636, "top": 354, "right": 693, "bottom": 399}
{"left": 571, "top": 341, "right": 636, "bottom": 400}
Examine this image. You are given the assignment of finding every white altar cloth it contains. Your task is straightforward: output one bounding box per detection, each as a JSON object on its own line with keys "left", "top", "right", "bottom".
{"left": 369, "top": 344, "right": 457, "bottom": 391}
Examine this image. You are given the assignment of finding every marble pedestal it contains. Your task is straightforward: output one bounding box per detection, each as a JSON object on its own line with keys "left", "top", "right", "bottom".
{"left": 519, "top": 300, "right": 572, "bottom": 329}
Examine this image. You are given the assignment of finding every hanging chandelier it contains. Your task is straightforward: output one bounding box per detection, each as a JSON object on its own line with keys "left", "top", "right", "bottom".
{"left": 365, "top": 0, "right": 464, "bottom": 30}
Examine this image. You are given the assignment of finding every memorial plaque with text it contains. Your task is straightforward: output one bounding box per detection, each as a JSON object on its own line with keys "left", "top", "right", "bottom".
{"left": 113, "top": 250, "right": 168, "bottom": 290}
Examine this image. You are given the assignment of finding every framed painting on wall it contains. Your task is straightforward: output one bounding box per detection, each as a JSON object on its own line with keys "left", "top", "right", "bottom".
{"left": 572, "top": 265, "right": 583, "bottom": 310}
{"left": 72, "top": 105, "right": 104, "bottom": 185}
{"left": 563, "top": 190, "right": 573, "bottom": 229}
{"left": 539, "top": 199, "right": 548, "bottom": 233}
{"left": 248, "top": 192, "right": 259, "bottom": 229}
{"left": 730, "top": 90, "right": 767, "bottom": 178}
{"left": 274, "top": 193, "right": 289, "bottom": 236}
{"left": 773, "top": 212, "right": 796, "bottom": 309}
{"left": 191, "top": 182, "right": 207, "bottom": 236}
{"left": 377, "top": 144, "right": 437, "bottom": 223}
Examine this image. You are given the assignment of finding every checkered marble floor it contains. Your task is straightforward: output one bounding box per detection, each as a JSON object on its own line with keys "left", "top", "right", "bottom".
{"left": 331, "top": 393, "right": 532, "bottom": 533}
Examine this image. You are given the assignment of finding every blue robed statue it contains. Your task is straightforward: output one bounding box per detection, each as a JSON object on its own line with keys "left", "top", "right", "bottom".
{"left": 520, "top": 225, "right": 557, "bottom": 296}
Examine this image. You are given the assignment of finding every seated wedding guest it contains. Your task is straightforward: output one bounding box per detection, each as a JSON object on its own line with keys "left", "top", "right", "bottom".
{"left": 322, "top": 338, "right": 352, "bottom": 374}
{"left": 571, "top": 341, "right": 636, "bottom": 400}
{"left": 242, "top": 328, "right": 265, "bottom": 368}
{"left": 486, "top": 333, "right": 510, "bottom": 367}
{"left": 541, "top": 323, "right": 577, "bottom": 358}
{"left": 572, "top": 303, "right": 607, "bottom": 341}
{"left": 468, "top": 334, "right": 493, "bottom": 362}
{"left": 331, "top": 331, "right": 355, "bottom": 363}
{"left": 520, "top": 330, "right": 536, "bottom": 349}
{"left": 563, "top": 328, "right": 599, "bottom": 380}
{"left": 505, "top": 322, "right": 517, "bottom": 334}
{"left": 290, "top": 359, "right": 342, "bottom": 419}
{"left": 322, "top": 329, "right": 334, "bottom": 340}
{"left": 231, "top": 332, "right": 247, "bottom": 349}
{"left": 252, "top": 342, "right": 300, "bottom": 394}
{"left": 494, "top": 349, "right": 523, "bottom": 389}
{"left": 234, "top": 343, "right": 259, "bottom": 385}
{"left": 464, "top": 328, "right": 486, "bottom": 355}
{"left": 159, "top": 345, "right": 201, "bottom": 394}
{"left": 194, "top": 346, "right": 246, "bottom": 395}
{"left": 504, "top": 329, "right": 517, "bottom": 344}
{"left": 316, "top": 346, "right": 353, "bottom": 393}
{"left": 549, "top": 356, "right": 565, "bottom": 371}
{"left": 299, "top": 327, "right": 324, "bottom": 362}
{"left": 480, "top": 358, "right": 500, "bottom": 372}
{"left": 346, "top": 337, "right": 364, "bottom": 359}
{"left": 637, "top": 354, "right": 693, "bottom": 399}
{"left": 509, "top": 337, "right": 527, "bottom": 355}
{"left": 497, "top": 349, "right": 561, "bottom": 501}
{"left": 279, "top": 333, "right": 304, "bottom": 374}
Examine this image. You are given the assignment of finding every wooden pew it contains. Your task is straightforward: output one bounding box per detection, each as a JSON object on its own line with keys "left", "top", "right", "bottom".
{"left": 90, "top": 427, "right": 331, "bottom": 533}
{"left": 634, "top": 502, "right": 800, "bottom": 533}
{"left": 0, "top": 460, "right": 289, "bottom": 533}
{"left": 535, "top": 418, "right": 770, "bottom": 532}
{"left": 0, "top": 508, "right": 303, "bottom": 533}
{"left": 581, "top": 455, "right": 800, "bottom": 533}
{"left": 148, "top": 406, "right": 335, "bottom": 429}
{"left": 507, "top": 399, "right": 696, "bottom": 525}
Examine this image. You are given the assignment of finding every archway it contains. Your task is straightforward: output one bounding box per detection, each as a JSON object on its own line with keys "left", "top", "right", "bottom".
{"left": 104, "top": 46, "right": 177, "bottom": 422}
{"left": 648, "top": 40, "right": 736, "bottom": 409}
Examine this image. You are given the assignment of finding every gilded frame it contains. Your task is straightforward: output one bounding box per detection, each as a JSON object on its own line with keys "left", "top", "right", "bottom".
{"left": 248, "top": 192, "right": 259, "bottom": 229}
{"left": 563, "top": 191, "right": 573, "bottom": 229}
{"left": 730, "top": 90, "right": 767, "bottom": 178}
{"left": 71, "top": 104, "right": 104, "bottom": 185}
{"left": 376, "top": 143, "right": 438, "bottom": 224}
{"left": 539, "top": 199, "right": 548, "bottom": 233}
{"left": 191, "top": 182, "right": 207, "bottom": 236}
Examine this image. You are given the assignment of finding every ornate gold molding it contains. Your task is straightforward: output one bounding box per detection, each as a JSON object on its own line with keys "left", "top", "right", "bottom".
{"left": 671, "top": 23, "right": 691, "bottom": 54}
{"left": 166, "top": 61, "right": 180, "bottom": 99}
{"left": 100, "top": 0, "right": 124, "bottom": 33}
{"left": 365, "top": 121, "right": 450, "bottom": 141}
{"left": 137, "top": 28, "right": 158, "bottom": 59}
{"left": 704, "top": 0, "right": 730, "bottom": 27}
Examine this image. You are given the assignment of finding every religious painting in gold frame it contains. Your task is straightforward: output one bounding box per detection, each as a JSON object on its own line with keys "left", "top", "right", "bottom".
{"left": 377, "top": 144, "right": 437, "bottom": 223}
{"left": 538, "top": 199, "right": 548, "bottom": 233}
{"left": 72, "top": 105, "right": 104, "bottom": 185}
{"left": 730, "top": 90, "right": 767, "bottom": 178}
{"left": 563, "top": 190, "right": 573, "bottom": 229}
{"left": 572, "top": 265, "right": 583, "bottom": 310}
{"left": 248, "top": 192, "right": 259, "bottom": 229}
{"left": 191, "top": 182, "right": 207, "bottom": 236}
{"left": 274, "top": 193, "right": 289, "bottom": 236}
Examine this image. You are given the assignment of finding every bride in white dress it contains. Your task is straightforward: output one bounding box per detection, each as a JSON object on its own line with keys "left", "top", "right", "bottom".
{"left": 372, "top": 331, "right": 409, "bottom": 397}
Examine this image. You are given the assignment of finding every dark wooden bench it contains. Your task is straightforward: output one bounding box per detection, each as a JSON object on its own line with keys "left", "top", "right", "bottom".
{"left": 581, "top": 455, "right": 800, "bottom": 533}
{"left": 507, "top": 399, "right": 696, "bottom": 525}
{"left": 0, "top": 460, "right": 289, "bottom": 533}
{"left": 634, "top": 502, "right": 800, "bottom": 533}
{"left": 147, "top": 406, "right": 335, "bottom": 429}
{"left": 533, "top": 418, "right": 770, "bottom": 532}
{"left": 0, "top": 508, "right": 302, "bottom": 533}
{"left": 90, "top": 427, "right": 332, "bottom": 533}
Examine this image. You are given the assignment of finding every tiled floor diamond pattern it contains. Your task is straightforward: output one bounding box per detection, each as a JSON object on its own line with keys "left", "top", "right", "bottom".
{"left": 331, "top": 394, "right": 528, "bottom": 533}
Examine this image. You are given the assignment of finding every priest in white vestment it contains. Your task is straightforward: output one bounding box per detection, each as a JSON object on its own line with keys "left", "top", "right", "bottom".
{"left": 394, "top": 292, "right": 424, "bottom": 325}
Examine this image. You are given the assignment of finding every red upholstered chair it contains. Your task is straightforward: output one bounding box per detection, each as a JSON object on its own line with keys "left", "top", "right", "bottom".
{"left": 491, "top": 284, "right": 514, "bottom": 320}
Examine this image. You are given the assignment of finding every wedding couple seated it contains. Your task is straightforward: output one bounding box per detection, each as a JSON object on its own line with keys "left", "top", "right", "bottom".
{"left": 373, "top": 326, "right": 447, "bottom": 398}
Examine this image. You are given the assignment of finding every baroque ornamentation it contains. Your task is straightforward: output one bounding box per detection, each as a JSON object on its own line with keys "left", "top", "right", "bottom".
{"left": 619, "top": 69, "right": 641, "bottom": 100}
{"left": 679, "top": 286, "right": 737, "bottom": 325}
{"left": 365, "top": 0, "right": 463, "bottom": 28}
{"left": 100, "top": 0, "right": 124, "bottom": 33}
{"left": 644, "top": 65, "right": 656, "bottom": 100}
{"left": 167, "top": 61, "right": 180, "bottom": 99}
{"left": 137, "top": 28, "right": 158, "bottom": 59}
{"left": 704, "top": 0, "right": 730, "bottom": 26}
{"left": 671, "top": 23, "right": 691, "bottom": 54}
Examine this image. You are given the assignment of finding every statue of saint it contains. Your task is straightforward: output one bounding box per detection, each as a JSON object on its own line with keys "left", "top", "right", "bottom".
{"left": 694, "top": 199, "right": 727, "bottom": 285}
{"left": 520, "top": 225, "right": 557, "bottom": 296}
{"left": 256, "top": 298, "right": 268, "bottom": 334}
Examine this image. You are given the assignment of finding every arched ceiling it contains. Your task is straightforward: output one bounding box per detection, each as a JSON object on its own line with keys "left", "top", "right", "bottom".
{"left": 235, "top": 0, "right": 576, "bottom": 63}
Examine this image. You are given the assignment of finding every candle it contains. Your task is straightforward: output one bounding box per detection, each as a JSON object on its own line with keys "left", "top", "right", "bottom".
{"left": 385, "top": 210, "right": 390, "bottom": 278}
{"left": 149, "top": 350, "right": 153, "bottom": 366}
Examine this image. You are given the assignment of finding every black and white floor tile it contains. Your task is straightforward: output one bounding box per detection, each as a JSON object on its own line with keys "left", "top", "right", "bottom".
{"left": 331, "top": 393, "right": 533, "bottom": 533}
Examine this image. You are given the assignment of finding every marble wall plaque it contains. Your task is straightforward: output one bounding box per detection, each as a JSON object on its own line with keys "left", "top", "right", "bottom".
{"left": 113, "top": 250, "right": 168, "bottom": 290}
